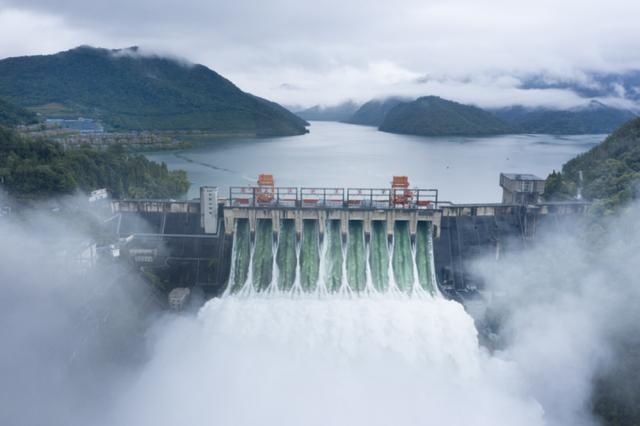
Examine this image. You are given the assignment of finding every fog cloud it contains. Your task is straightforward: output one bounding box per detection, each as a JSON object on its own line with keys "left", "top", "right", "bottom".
{"left": 0, "top": 193, "right": 159, "bottom": 426}
{"left": 472, "top": 206, "right": 640, "bottom": 425}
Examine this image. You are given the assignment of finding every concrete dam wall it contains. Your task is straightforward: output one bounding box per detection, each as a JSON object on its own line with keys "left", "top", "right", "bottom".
{"left": 112, "top": 198, "right": 233, "bottom": 296}
{"left": 109, "top": 184, "right": 588, "bottom": 304}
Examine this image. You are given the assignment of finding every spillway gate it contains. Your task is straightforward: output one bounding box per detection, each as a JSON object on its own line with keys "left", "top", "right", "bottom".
{"left": 223, "top": 185, "right": 441, "bottom": 241}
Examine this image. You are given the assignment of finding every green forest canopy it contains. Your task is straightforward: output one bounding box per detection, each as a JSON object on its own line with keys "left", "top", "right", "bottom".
{"left": 0, "top": 127, "right": 189, "bottom": 199}
{"left": 0, "top": 46, "right": 307, "bottom": 135}
{"left": 545, "top": 116, "right": 640, "bottom": 210}
{"left": 0, "top": 97, "right": 38, "bottom": 127}
{"left": 379, "top": 96, "right": 513, "bottom": 137}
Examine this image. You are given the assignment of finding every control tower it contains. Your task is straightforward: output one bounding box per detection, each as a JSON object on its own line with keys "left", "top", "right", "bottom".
{"left": 499, "top": 173, "right": 545, "bottom": 205}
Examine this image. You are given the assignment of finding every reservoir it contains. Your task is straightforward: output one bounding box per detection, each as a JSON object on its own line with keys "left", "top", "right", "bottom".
{"left": 145, "top": 121, "right": 603, "bottom": 202}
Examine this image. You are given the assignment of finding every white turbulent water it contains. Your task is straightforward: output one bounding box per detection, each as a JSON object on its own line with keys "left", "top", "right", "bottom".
{"left": 115, "top": 295, "right": 546, "bottom": 426}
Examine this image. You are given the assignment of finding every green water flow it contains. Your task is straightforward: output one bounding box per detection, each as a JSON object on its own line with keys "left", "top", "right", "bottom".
{"left": 231, "top": 219, "right": 251, "bottom": 293}
{"left": 276, "top": 220, "right": 297, "bottom": 291}
{"left": 300, "top": 220, "right": 320, "bottom": 292}
{"left": 228, "top": 217, "right": 437, "bottom": 295}
{"left": 346, "top": 221, "right": 367, "bottom": 292}
{"left": 252, "top": 219, "right": 273, "bottom": 291}
{"left": 392, "top": 221, "right": 414, "bottom": 291}
{"left": 369, "top": 221, "right": 389, "bottom": 292}
{"left": 415, "top": 221, "right": 435, "bottom": 294}
{"left": 326, "top": 220, "right": 343, "bottom": 292}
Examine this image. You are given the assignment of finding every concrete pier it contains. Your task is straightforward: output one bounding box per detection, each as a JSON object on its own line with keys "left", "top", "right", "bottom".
{"left": 224, "top": 185, "right": 441, "bottom": 241}
{"left": 223, "top": 205, "right": 442, "bottom": 241}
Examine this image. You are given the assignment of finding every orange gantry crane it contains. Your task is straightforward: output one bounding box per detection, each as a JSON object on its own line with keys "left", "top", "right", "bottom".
{"left": 256, "top": 173, "right": 275, "bottom": 204}
{"left": 391, "top": 175, "right": 413, "bottom": 207}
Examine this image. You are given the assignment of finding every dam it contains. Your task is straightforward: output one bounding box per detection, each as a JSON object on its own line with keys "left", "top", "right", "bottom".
{"left": 109, "top": 174, "right": 589, "bottom": 307}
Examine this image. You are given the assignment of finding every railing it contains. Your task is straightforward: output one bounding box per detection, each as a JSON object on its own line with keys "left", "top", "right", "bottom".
{"left": 300, "top": 188, "right": 344, "bottom": 208}
{"left": 228, "top": 186, "right": 438, "bottom": 209}
{"left": 228, "top": 186, "right": 299, "bottom": 207}
{"left": 399, "top": 188, "right": 439, "bottom": 209}
{"left": 346, "top": 188, "right": 391, "bottom": 208}
{"left": 275, "top": 187, "right": 298, "bottom": 207}
{"left": 228, "top": 187, "right": 254, "bottom": 207}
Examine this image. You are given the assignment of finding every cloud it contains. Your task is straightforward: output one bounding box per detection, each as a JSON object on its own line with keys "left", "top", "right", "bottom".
{"left": 471, "top": 206, "right": 640, "bottom": 425}
{"left": 0, "top": 8, "right": 103, "bottom": 58}
{"left": 0, "top": 193, "right": 157, "bottom": 425}
{"left": 108, "top": 45, "right": 196, "bottom": 68}
{"left": 1, "top": 1, "right": 640, "bottom": 107}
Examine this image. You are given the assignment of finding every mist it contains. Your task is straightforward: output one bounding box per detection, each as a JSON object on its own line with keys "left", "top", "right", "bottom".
{"left": 0, "top": 193, "right": 161, "bottom": 426}
{"left": 472, "top": 206, "right": 640, "bottom": 425}
{"left": 1, "top": 192, "right": 639, "bottom": 425}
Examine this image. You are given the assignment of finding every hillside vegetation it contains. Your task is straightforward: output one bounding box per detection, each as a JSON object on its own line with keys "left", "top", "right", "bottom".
{"left": 545, "top": 117, "right": 640, "bottom": 209}
{"left": 346, "top": 97, "right": 407, "bottom": 126}
{"left": 346, "top": 95, "right": 635, "bottom": 135}
{"left": 0, "top": 97, "right": 38, "bottom": 127}
{"left": 0, "top": 127, "right": 189, "bottom": 199}
{"left": 494, "top": 102, "right": 636, "bottom": 135}
{"left": 379, "top": 96, "right": 512, "bottom": 136}
{"left": 0, "top": 46, "right": 307, "bottom": 136}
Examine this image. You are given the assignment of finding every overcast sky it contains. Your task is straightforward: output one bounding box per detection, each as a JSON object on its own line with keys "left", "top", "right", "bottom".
{"left": 0, "top": 0, "right": 639, "bottom": 108}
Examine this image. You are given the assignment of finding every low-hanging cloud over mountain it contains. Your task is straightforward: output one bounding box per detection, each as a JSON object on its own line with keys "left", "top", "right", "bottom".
{"left": 1, "top": 0, "right": 640, "bottom": 109}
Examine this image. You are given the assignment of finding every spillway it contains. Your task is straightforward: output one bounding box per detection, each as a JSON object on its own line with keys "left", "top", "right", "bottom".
{"left": 326, "top": 220, "right": 343, "bottom": 293}
{"left": 300, "top": 220, "right": 320, "bottom": 292}
{"left": 276, "top": 220, "right": 296, "bottom": 291}
{"left": 346, "top": 221, "right": 366, "bottom": 292}
{"left": 392, "top": 221, "right": 414, "bottom": 292}
{"left": 229, "top": 219, "right": 250, "bottom": 294}
{"left": 369, "top": 221, "right": 389, "bottom": 292}
{"left": 252, "top": 219, "right": 273, "bottom": 291}
{"left": 228, "top": 219, "right": 438, "bottom": 296}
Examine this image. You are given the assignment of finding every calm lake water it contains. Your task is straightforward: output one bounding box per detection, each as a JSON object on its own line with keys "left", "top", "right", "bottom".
{"left": 145, "top": 121, "right": 604, "bottom": 203}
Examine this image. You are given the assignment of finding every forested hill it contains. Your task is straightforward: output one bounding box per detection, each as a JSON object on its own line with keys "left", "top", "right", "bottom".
{"left": 545, "top": 117, "right": 640, "bottom": 208}
{"left": 0, "top": 97, "right": 38, "bottom": 127}
{"left": 379, "top": 96, "right": 512, "bottom": 136}
{"left": 0, "top": 46, "right": 307, "bottom": 136}
{"left": 0, "top": 127, "right": 189, "bottom": 199}
{"left": 346, "top": 97, "right": 407, "bottom": 126}
{"left": 493, "top": 102, "right": 637, "bottom": 135}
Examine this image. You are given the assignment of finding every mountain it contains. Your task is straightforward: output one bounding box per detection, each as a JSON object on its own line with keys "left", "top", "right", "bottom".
{"left": 295, "top": 101, "right": 359, "bottom": 122}
{"left": 0, "top": 97, "right": 38, "bottom": 127}
{"left": 493, "top": 101, "right": 637, "bottom": 134}
{"left": 379, "top": 96, "right": 513, "bottom": 136}
{"left": 0, "top": 46, "right": 307, "bottom": 136}
{"left": 544, "top": 116, "right": 640, "bottom": 208}
{"left": 347, "top": 97, "right": 407, "bottom": 126}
